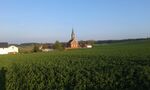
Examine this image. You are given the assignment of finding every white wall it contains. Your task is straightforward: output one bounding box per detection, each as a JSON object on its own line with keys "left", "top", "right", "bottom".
{"left": 86, "top": 45, "right": 92, "bottom": 48}
{"left": 8, "top": 46, "right": 19, "bottom": 53}
{"left": 0, "top": 46, "right": 18, "bottom": 55}
{"left": 0, "top": 48, "right": 8, "bottom": 54}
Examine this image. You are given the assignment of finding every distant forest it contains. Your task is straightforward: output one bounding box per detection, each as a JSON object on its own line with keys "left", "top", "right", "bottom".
{"left": 95, "top": 38, "right": 150, "bottom": 44}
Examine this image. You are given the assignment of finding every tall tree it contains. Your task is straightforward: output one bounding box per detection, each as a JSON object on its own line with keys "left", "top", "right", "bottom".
{"left": 33, "top": 44, "right": 40, "bottom": 52}
{"left": 53, "top": 41, "right": 64, "bottom": 51}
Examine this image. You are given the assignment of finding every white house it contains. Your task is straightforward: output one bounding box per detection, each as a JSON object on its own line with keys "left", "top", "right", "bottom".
{"left": 0, "top": 43, "right": 19, "bottom": 55}
{"left": 39, "top": 44, "right": 54, "bottom": 52}
{"left": 86, "top": 45, "right": 93, "bottom": 48}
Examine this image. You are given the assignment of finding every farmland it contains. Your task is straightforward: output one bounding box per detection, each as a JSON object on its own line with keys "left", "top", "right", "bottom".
{"left": 0, "top": 40, "right": 150, "bottom": 90}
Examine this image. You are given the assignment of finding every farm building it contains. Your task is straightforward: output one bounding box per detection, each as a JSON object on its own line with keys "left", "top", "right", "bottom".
{"left": 79, "top": 41, "right": 93, "bottom": 48}
{"left": 39, "top": 44, "right": 54, "bottom": 52}
{"left": 86, "top": 45, "right": 93, "bottom": 48}
{"left": 0, "top": 42, "right": 19, "bottom": 55}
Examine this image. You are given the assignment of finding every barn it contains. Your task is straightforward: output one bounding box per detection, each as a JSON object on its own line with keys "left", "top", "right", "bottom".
{"left": 0, "top": 42, "right": 19, "bottom": 55}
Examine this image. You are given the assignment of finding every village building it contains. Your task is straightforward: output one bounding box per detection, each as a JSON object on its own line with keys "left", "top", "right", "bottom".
{"left": 39, "top": 44, "right": 54, "bottom": 52}
{"left": 79, "top": 42, "right": 93, "bottom": 48}
{"left": 85, "top": 44, "right": 93, "bottom": 48}
{"left": 0, "top": 42, "right": 19, "bottom": 55}
{"left": 67, "top": 29, "right": 79, "bottom": 48}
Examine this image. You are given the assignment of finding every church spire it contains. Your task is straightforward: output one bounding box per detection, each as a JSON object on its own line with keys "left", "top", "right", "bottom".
{"left": 71, "top": 28, "right": 75, "bottom": 40}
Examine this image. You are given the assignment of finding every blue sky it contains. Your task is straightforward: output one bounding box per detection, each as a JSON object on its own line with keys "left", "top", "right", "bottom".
{"left": 0, "top": 0, "right": 150, "bottom": 43}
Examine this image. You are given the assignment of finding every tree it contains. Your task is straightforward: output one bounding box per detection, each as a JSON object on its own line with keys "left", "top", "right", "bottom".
{"left": 53, "top": 41, "right": 64, "bottom": 51}
{"left": 33, "top": 44, "right": 40, "bottom": 52}
{"left": 86, "top": 40, "right": 95, "bottom": 45}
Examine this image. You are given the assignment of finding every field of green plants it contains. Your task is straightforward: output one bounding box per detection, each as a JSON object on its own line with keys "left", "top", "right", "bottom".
{"left": 0, "top": 40, "right": 150, "bottom": 90}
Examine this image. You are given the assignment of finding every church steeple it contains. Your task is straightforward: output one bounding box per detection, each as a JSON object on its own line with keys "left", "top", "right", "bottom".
{"left": 68, "top": 28, "right": 79, "bottom": 48}
{"left": 71, "top": 28, "right": 75, "bottom": 40}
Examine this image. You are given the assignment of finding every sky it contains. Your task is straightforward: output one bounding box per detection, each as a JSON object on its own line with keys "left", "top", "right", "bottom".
{"left": 0, "top": 0, "right": 150, "bottom": 43}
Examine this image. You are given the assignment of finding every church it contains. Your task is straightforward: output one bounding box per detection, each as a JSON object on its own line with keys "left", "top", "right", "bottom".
{"left": 67, "top": 29, "right": 79, "bottom": 48}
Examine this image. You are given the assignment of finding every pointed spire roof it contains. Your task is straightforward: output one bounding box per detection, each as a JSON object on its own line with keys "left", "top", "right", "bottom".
{"left": 71, "top": 28, "right": 75, "bottom": 40}
{"left": 72, "top": 28, "right": 75, "bottom": 34}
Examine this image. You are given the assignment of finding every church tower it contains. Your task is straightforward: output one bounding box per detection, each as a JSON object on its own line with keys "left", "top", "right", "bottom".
{"left": 68, "top": 28, "right": 79, "bottom": 48}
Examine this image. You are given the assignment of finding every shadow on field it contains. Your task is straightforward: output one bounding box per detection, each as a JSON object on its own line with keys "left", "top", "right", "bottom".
{"left": 0, "top": 67, "right": 7, "bottom": 90}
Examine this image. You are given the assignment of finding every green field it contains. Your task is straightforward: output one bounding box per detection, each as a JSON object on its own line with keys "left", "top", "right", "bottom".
{"left": 0, "top": 40, "right": 150, "bottom": 90}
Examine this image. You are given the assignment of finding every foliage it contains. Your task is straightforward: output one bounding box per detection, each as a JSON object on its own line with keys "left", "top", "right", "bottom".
{"left": 33, "top": 44, "right": 41, "bottom": 52}
{"left": 19, "top": 45, "right": 34, "bottom": 53}
{"left": 53, "top": 41, "right": 64, "bottom": 51}
{"left": 0, "top": 40, "right": 150, "bottom": 90}
{"left": 79, "top": 40, "right": 95, "bottom": 47}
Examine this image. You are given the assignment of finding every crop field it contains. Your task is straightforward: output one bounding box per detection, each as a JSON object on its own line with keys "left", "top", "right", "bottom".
{"left": 0, "top": 40, "right": 150, "bottom": 90}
